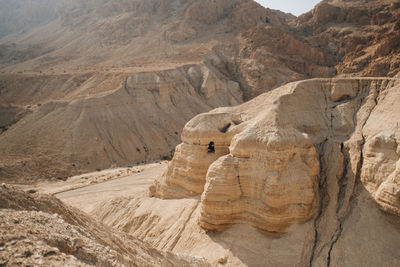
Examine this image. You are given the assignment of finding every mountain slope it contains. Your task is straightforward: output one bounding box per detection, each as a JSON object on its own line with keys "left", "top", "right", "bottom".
{"left": 0, "top": 0, "right": 399, "bottom": 181}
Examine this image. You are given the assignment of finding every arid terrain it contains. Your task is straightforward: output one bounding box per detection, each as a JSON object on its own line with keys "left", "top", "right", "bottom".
{"left": 1, "top": 0, "right": 400, "bottom": 182}
{"left": 1, "top": 0, "right": 400, "bottom": 266}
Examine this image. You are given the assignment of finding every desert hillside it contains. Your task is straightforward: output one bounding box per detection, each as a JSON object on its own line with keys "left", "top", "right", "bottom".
{"left": 1, "top": 0, "right": 399, "bottom": 181}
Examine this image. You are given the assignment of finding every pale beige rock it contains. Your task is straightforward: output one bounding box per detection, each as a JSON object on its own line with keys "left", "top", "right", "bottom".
{"left": 52, "top": 77, "right": 400, "bottom": 266}
{"left": 152, "top": 77, "right": 400, "bottom": 235}
{"left": 150, "top": 112, "right": 243, "bottom": 198}
{"left": 360, "top": 82, "right": 400, "bottom": 216}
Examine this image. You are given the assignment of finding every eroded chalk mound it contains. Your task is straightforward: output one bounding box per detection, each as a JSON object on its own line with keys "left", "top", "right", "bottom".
{"left": 151, "top": 77, "right": 400, "bottom": 233}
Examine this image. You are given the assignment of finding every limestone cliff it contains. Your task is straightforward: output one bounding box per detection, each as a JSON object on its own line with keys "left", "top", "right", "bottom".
{"left": 152, "top": 77, "right": 400, "bottom": 238}
{"left": 79, "top": 77, "right": 400, "bottom": 266}
{"left": 361, "top": 82, "right": 400, "bottom": 216}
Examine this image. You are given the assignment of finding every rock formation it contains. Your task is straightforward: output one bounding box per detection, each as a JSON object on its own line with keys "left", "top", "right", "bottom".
{"left": 152, "top": 77, "right": 400, "bottom": 234}
{"left": 295, "top": 0, "right": 400, "bottom": 77}
{"left": 83, "top": 76, "right": 400, "bottom": 266}
{"left": 360, "top": 82, "right": 400, "bottom": 216}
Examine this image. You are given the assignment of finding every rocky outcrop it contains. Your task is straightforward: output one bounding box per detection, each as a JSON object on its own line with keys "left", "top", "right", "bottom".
{"left": 362, "top": 131, "right": 400, "bottom": 216}
{"left": 295, "top": 0, "right": 400, "bottom": 77}
{"left": 150, "top": 112, "right": 243, "bottom": 198}
{"left": 360, "top": 80, "right": 400, "bottom": 216}
{"left": 0, "top": 185, "right": 208, "bottom": 266}
{"left": 152, "top": 77, "right": 400, "bottom": 234}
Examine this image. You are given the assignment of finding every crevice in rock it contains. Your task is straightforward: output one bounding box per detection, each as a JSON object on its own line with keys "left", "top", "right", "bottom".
{"left": 337, "top": 143, "right": 349, "bottom": 213}
{"left": 237, "top": 175, "right": 243, "bottom": 196}
{"left": 219, "top": 123, "right": 231, "bottom": 133}
{"left": 309, "top": 80, "right": 390, "bottom": 266}
{"left": 311, "top": 80, "right": 390, "bottom": 266}
{"left": 326, "top": 221, "right": 342, "bottom": 267}
{"left": 309, "top": 138, "right": 328, "bottom": 267}
{"left": 326, "top": 143, "right": 348, "bottom": 266}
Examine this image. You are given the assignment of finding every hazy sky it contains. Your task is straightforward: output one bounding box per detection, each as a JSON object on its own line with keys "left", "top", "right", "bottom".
{"left": 255, "top": 0, "right": 321, "bottom": 16}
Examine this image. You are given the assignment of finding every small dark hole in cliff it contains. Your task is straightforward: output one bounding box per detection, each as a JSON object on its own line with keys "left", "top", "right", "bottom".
{"left": 219, "top": 123, "right": 231, "bottom": 133}
{"left": 208, "top": 142, "right": 215, "bottom": 153}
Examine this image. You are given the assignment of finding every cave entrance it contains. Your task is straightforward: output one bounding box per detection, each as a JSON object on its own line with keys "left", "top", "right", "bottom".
{"left": 207, "top": 142, "right": 215, "bottom": 153}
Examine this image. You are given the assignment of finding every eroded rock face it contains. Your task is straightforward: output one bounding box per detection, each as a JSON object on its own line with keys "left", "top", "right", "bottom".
{"left": 199, "top": 129, "right": 319, "bottom": 233}
{"left": 295, "top": 0, "right": 400, "bottom": 77}
{"left": 361, "top": 81, "right": 400, "bottom": 216}
{"left": 150, "top": 112, "right": 242, "bottom": 198}
{"left": 152, "top": 78, "right": 400, "bottom": 233}
{"left": 362, "top": 131, "right": 400, "bottom": 216}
